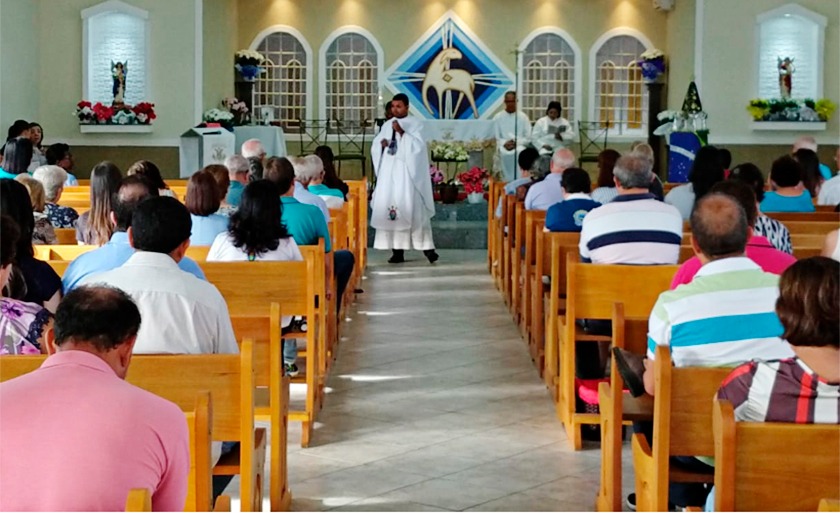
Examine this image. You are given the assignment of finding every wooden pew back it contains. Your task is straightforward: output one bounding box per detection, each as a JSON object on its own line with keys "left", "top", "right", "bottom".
{"left": 713, "top": 398, "right": 840, "bottom": 512}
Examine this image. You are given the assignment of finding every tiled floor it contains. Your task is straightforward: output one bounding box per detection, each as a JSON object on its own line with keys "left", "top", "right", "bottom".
{"left": 228, "top": 249, "right": 629, "bottom": 511}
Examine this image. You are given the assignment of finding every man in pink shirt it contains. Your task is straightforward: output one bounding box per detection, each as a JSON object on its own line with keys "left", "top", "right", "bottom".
{"left": 671, "top": 180, "right": 796, "bottom": 288}
{"left": 0, "top": 286, "right": 189, "bottom": 512}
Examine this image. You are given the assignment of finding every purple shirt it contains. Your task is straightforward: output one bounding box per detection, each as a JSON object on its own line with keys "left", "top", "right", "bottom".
{"left": 0, "top": 350, "right": 189, "bottom": 511}
{"left": 670, "top": 235, "right": 796, "bottom": 289}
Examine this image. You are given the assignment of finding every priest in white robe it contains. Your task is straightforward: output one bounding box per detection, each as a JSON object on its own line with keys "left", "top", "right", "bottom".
{"left": 532, "top": 101, "right": 576, "bottom": 155}
{"left": 493, "top": 91, "right": 532, "bottom": 182}
{"left": 371, "top": 93, "right": 439, "bottom": 264}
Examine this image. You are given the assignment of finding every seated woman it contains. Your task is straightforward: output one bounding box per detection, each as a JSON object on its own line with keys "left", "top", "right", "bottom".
{"left": 531, "top": 101, "right": 575, "bottom": 155}
{"left": 0, "top": 216, "right": 50, "bottom": 355}
{"left": 314, "top": 145, "right": 349, "bottom": 199}
{"left": 32, "top": 165, "right": 79, "bottom": 228}
{"left": 665, "top": 145, "right": 725, "bottom": 219}
{"left": 14, "top": 174, "right": 57, "bottom": 245}
{"left": 793, "top": 148, "right": 824, "bottom": 199}
{"left": 76, "top": 161, "right": 122, "bottom": 245}
{"left": 305, "top": 155, "right": 345, "bottom": 209}
{"left": 590, "top": 149, "right": 621, "bottom": 204}
{"left": 203, "top": 163, "right": 237, "bottom": 217}
{"left": 185, "top": 170, "right": 229, "bottom": 245}
{"left": 207, "top": 180, "right": 303, "bottom": 375}
{"left": 0, "top": 180, "right": 61, "bottom": 313}
{"left": 729, "top": 163, "right": 793, "bottom": 254}
{"left": 127, "top": 160, "right": 176, "bottom": 198}
{"left": 760, "top": 155, "right": 815, "bottom": 213}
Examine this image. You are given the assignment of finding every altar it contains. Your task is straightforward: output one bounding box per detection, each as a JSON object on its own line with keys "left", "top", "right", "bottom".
{"left": 233, "top": 126, "right": 287, "bottom": 158}
{"left": 422, "top": 120, "right": 495, "bottom": 142}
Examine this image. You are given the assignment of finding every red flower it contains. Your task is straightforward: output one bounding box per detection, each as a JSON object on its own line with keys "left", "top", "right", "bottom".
{"left": 77, "top": 100, "right": 92, "bottom": 109}
{"left": 92, "top": 102, "right": 114, "bottom": 122}
{"left": 457, "top": 166, "right": 488, "bottom": 194}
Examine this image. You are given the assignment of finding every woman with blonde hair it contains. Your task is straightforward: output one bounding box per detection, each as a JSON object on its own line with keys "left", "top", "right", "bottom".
{"left": 14, "top": 174, "right": 57, "bottom": 245}
{"left": 76, "top": 162, "right": 122, "bottom": 245}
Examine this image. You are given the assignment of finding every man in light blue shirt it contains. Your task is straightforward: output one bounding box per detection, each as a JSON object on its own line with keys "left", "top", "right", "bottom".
{"left": 62, "top": 176, "right": 205, "bottom": 292}
{"left": 223, "top": 154, "right": 250, "bottom": 207}
{"left": 524, "top": 147, "right": 576, "bottom": 211}
{"left": 292, "top": 171, "right": 330, "bottom": 224}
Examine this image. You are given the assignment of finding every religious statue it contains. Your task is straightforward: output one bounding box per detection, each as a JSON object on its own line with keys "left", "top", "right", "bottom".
{"left": 111, "top": 60, "right": 127, "bottom": 105}
{"left": 777, "top": 56, "right": 795, "bottom": 99}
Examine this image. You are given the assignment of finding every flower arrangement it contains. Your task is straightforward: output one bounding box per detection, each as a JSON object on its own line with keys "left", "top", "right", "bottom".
{"left": 221, "top": 97, "right": 249, "bottom": 125}
{"left": 463, "top": 138, "right": 496, "bottom": 152}
{"left": 429, "top": 165, "right": 445, "bottom": 185}
{"left": 203, "top": 108, "right": 235, "bottom": 124}
{"left": 235, "top": 49, "right": 267, "bottom": 82}
{"left": 75, "top": 100, "right": 156, "bottom": 125}
{"left": 636, "top": 48, "right": 666, "bottom": 82}
{"left": 429, "top": 140, "right": 468, "bottom": 161}
{"left": 746, "top": 97, "right": 836, "bottom": 122}
{"left": 457, "top": 166, "right": 489, "bottom": 194}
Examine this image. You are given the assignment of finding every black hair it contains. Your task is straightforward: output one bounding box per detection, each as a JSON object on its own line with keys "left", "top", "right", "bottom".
{"left": 770, "top": 155, "right": 803, "bottom": 188}
{"left": 792, "top": 148, "right": 823, "bottom": 197}
{"left": 517, "top": 147, "right": 540, "bottom": 172}
{"left": 709, "top": 180, "right": 758, "bottom": 227}
{"left": 229, "top": 180, "right": 290, "bottom": 257}
{"left": 690, "top": 193, "right": 749, "bottom": 258}
{"left": 728, "top": 162, "right": 766, "bottom": 202}
{"left": 28, "top": 122, "right": 43, "bottom": 150}
{"left": 718, "top": 148, "right": 732, "bottom": 169}
{"left": 546, "top": 101, "right": 563, "bottom": 115}
{"left": 55, "top": 286, "right": 142, "bottom": 352}
{"left": 392, "top": 93, "right": 409, "bottom": 107}
{"left": 3, "top": 137, "right": 33, "bottom": 175}
{"left": 561, "top": 167, "right": 592, "bottom": 195}
{"left": 0, "top": 215, "right": 20, "bottom": 267}
{"left": 0, "top": 180, "right": 35, "bottom": 258}
{"left": 264, "top": 157, "right": 296, "bottom": 194}
{"left": 45, "top": 143, "right": 71, "bottom": 166}
{"left": 314, "top": 145, "right": 348, "bottom": 197}
{"left": 6, "top": 119, "right": 29, "bottom": 141}
{"left": 112, "top": 175, "right": 159, "bottom": 232}
{"left": 130, "top": 196, "right": 192, "bottom": 254}
{"left": 247, "top": 157, "right": 264, "bottom": 181}
{"left": 688, "top": 145, "right": 725, "bottom": 201}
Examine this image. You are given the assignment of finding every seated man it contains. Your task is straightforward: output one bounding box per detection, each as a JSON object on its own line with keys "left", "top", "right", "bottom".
{"left": 302, "top": 154, "right": 345, "bottom": 209}
{"left": 223, "top": 154, "right": 250, "bottom": 207}
{"left": 289, "top": 156, "right": 331, "bottom": 224}
{"left": 79, "top": 196, "right": 238, "bottom": 355}
{"left": 494, "top": 147, "right": 540, "bottom": 218}
{"left": 0, "top": 285, "right": 189, "bottom": 511}
{"left": 523, "top": 147, "right": 575, "bottom": 211}
{"left": 493, "top": 91, "right": 532, "bottom": 182}
{"left": 670, "top": 180, "right": 796, "bottom": 288}
{"left": 760, "top": 155, "right": 815, "bottom": 213}
{"left": 544, "top": 167, "right": 600, "bottom": 232}
{"left": 44, "top": 142, "right": 79, "bottom": 186}
{"left": 62, "top": 176, "right": 205, "bottom": 292}
{"left": 580, "top": 153, "right": 683, "bottom": 265}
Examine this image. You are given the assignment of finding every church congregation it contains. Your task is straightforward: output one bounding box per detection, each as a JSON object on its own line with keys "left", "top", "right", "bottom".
{"left": 1, "top": 0, "right": 839, "bottom": 511}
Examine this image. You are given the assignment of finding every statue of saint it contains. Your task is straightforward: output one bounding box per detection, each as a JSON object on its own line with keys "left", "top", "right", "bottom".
{"left": 777, "top": 56, "right": 795, "bottom": 99}
{"left": 111, "top": 60, "right": 127, "bottom": 105}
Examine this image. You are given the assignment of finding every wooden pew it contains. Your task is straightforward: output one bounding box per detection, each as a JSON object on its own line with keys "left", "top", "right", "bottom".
{"left": 345, "top": 179, "right": 368, "bottom": 274}
{"left": 519, "top": 210, "right": 547, "bottom": 339}
{"left": 556, "top": 255, "right": 677, "bottom": 450}
{"left": 201, "top": 257, "right": 322, "bottom": 448}
{"left": 501, "top": 195, "right": 518, "bottom": 307}
{"left": 713, "top": 398, "right": 840, "bottom": 511}
{"left": 230, "top": 303, "right": 292, "bottom": 511}
{"left": 783, "top": 220, "right": 839, "bottom": 236}
{"left": 54, "top": 228, "right": 76, "bottom": 244}
{"left": 510, "top": 202, "right": 526, "bottom": 320}
{"left": 631, "top": 346, "right": 731, "bottom": 512}
{"left": 125, "top": 489, "right": 152, "bottom": 512}
{"left": 487, "top": 179, "right": 504, "bottom": 274}
{"left": 767, "top": 211, "right": 839, "bottom": 223}
{"left": 596, "top": 303, "right": 653, "bottom": 511}
{"left": 820, "top": 499, "right": 840, "bottom": 512}
{"left": 0, "top": 360, "right": 222, "bottom": 512}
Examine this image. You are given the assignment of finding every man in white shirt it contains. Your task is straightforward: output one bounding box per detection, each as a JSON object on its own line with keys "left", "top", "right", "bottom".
{"left": 494, "top": 91, "right": 532, "bottom": 182}
{"left": 817, "top": 147, "right": 840, "bottom": 206}
{"left": 80, "top": 196, "right": 238, "bottom": 356}
{"left": 289, "top": 156, "right": 331, "bottom": 224}
{"left": 524, "top": 147, "right": 575, "bottom": 211}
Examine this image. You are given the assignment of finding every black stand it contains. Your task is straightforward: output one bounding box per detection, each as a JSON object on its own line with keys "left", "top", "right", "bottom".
{"left": 235, "top": 79, "right": 254, "bottom": 118}
{"left": 646, "top": 82, "right": 665, "bottom": 178}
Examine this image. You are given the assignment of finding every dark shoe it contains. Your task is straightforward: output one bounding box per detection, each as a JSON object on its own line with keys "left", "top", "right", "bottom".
{"left": 626, "top": 493, "right": 636, "bottom": 511}
{"left": 612, "top": 347, "right": 647, "bottom": 398}
{"left": 424, "top": 249, "right": 439, "bottom": 264}
{"left": 388, "top": 250, "right": 405, "bottom": 264}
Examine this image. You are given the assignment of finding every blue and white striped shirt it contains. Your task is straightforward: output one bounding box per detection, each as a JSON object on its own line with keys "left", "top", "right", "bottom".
{"left": 647, "top": 257, "right": 795, "bottom": 367}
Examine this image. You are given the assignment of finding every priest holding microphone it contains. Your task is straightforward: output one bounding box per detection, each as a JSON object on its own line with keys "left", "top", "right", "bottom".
{"left": 371, "top": 93, "right": 439, "bottom": 264}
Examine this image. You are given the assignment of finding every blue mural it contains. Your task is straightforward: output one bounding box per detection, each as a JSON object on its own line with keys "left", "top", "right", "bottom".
{"left": 384, "top": 12, "right": 514, "bottom": 120}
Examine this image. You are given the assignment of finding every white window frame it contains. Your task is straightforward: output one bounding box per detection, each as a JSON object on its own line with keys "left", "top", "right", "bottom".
{"left": 249, "top": 25, "right": 313, "bottom": 130}
{"left": 518, "top": 27, "right": 582, "bottom": 139}
{"left": 754, "top": 3, "right": 826, "bottom": 100}
{"left": 318, "top": 25, "right": 384, "bottom": 136}
{"left": 588, "top": 27, "right": 653, "bottom": 140}
{"left": 81, "top": 0, "right": 151, "bottom": 105}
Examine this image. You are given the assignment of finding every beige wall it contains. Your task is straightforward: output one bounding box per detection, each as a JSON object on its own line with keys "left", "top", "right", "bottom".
{"left": 664, "top": 0, "right": 695, "bottom": 109}
{"left": 700, "top": 0, "right": 840, "bottom": 146}
{"left": 203, "top": 0, "right": 237, "bottom": 111}
{"left": 0, "top": 0, "right": 39, "bottom": 132}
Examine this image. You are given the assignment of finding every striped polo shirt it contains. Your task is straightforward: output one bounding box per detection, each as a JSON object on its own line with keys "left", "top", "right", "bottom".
{"left": 718, "top": 358, "right": 840, "bottom": 424}
{"left": 647, "top": 257, "right": 795, "bottom": 367}
{"left": 579, "top": 193, "right": 683, "bottom": 264}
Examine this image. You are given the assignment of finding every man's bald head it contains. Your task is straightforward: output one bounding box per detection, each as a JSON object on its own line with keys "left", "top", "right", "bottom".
{"left": 241, "top": 139, "right": 266, "bottom": 160}
{"left": 550, "top": 148, "right": 576, "bottom": 174}
{"left": 690, "top": 193, "right": 749, "bottom": 260}
{"left": 112, "top": 175, "right": 158, "bottom": 232}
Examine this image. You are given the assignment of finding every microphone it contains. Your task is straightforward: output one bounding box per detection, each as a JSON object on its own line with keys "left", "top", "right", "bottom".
{"left": 388, "top": 123, "right": 398, "bottom": 155}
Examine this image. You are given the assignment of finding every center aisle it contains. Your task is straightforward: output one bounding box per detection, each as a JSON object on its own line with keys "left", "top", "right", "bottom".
{"left": 287, "top": 250, "right": 603, "bottom": 511}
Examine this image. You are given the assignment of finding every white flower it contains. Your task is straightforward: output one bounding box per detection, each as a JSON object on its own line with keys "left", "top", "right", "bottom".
{"left": 234, "top": 49, "right": 267, "bottom": 64}
{"left": 640, "top": 48, "right": 664, "bottom": 60}
{"left": 657, "top": 110, "right": 678, "bottom": 121}
{"left": 137, "top": 113, "right": 148, "bottom": 123}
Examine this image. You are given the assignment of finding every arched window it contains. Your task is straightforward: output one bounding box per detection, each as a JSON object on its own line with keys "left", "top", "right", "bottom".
{"left": 250, "top": 27, "right": 311, "bottom": 129}
{"left": 320, "top": 27, "right": 382, "bottom": 127}
{"left": 519, "top": 30, "right": 580, "bottom": 125}
{"left": 591, "top": 30, "right": 650, "bottom": 136}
